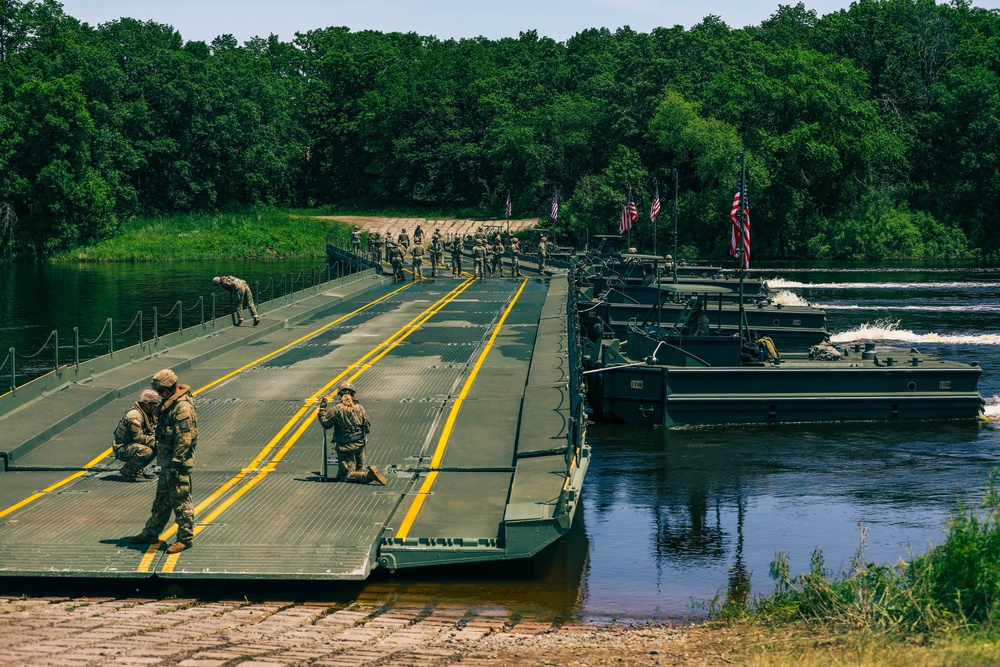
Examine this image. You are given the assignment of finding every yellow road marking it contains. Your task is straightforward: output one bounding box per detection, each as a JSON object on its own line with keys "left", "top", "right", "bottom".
{"left": 395, "top": 278, "right": 528, "bottom": 540}
{"left": 155, "top": 277, "right": 478, "bottom": 571}
{"left": 0, "top": 282, "right": 412, "bottom": 523}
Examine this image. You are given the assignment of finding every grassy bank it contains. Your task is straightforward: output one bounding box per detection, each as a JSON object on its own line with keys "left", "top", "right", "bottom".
{"left": 53, "top": 210, "right": 347, "bottom": 261}
{"left": 702, "top": 470, "right": 1000, "bottom": 664}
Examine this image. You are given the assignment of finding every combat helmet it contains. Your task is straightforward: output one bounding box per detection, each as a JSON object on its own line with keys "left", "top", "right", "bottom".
{"left": 337, "top": 380, "right": 356, "bottom": 395}
{"left": 138, "top": 389, "right": 161, "bottom": 404}
{"left": 212, "top": 276, "right": 221, "bottom": 285}
{"left": 151, "top": 368, "right": 178, "bottom": 391}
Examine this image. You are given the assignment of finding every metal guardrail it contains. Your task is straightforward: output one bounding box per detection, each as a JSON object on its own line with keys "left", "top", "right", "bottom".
{"left": 1, "top": 263, "right": 357, "bottom": 400}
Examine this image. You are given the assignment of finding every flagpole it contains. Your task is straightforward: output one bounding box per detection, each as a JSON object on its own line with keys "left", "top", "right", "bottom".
{"left": 672, "top": 168, "right": 678, "bottom": 285}
{"left": 652, "top": 179, "right": 658, "bottom": 257}
{"left": 737, "top": 152, "right": 747, "bottom": 345}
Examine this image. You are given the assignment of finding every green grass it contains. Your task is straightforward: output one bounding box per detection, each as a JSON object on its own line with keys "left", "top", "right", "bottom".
{"left": 53, "top": 210, "right": 348, "bottom": 262}
{"left": 712, "top": 470, "right": 1000, "bottom": 641}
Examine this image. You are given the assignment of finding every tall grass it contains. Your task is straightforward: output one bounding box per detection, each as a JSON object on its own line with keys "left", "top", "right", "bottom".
{"left": 714, "top": 471, "right": 1000, "bottom": 638}
{"left": 53, "top": 210, "right": 348, "bottom": 261}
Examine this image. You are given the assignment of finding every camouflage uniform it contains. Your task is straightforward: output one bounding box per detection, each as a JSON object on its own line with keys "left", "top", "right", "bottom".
{"left": 509, "top": 239, "right": 522, "bottom": 277}
{"left": 537, "top": 238, "right": 549, "bottom": 272}
{"left": 473, "top": 240, "right": 487, "bottom": 279}
{"left": 450, "top": 239, "right": 463, "bottom": 276}
{"left": 317, "top": 395, "right": 373, "bottom": 484}
{"left": 413, "top": 225, "right": 424, "bottom": 246}
{"left": 113, "top": 391, "right": 158, "bottom": 480}
{"left": 397, "top": 229, "right": 410, "bottom": 250}
{"left": 428, "top": 237, "right": 443, "bottom": 277}
{"left": 410, "top": 243, "right": 425, "bottom": 280}
{"left": 215, "top": 275, "right": 259, "bottom": 326}
{"left": 388, "top": 244, "right": 406, "bottom": 281}
{"left": 492, "top": 240, "right": 505, "bottom": 277}
{"left": 136, "top": 372, "right": 198, "bottom": 550}
{"left": 351, "top": 228, "right": 362, "bottom": 253}
{"left": 383, "top": 233, "right": 392, "bottom": 261}
{"left": 370, "top": 232, "right": 383, "bottom": 263}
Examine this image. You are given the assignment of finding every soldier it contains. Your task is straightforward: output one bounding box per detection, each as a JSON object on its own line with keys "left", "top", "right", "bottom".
{"left": 129, "top": 369, "right": 198, "bottom": 554}
{"left": 474, "top": 227, "right": 486, "bottom": 246}
{"left": 473, "top": 238, "right": 487, "bottom": 279}
{"left": 351, "top": 226, "right": 362, "bottom": 253}
{"left": 371, "top": 231, "right": 383, "bottom": 263}
{"left": 537, "top": 236, "right": 549, "bottom": 272}
{"left": 383, "top": 232, "right": 393, "bottom": 262}
{"left": 410, "top": 242, "right": 425, "bottom": 281}
{"left": 450, "top": 237, "right": 464, "bottom": 276}
{"left": 509, "top": 237, "right": 522, "bottom": 277}
{"left": 397, "top": 228, "right": 410, "bottom": 250}
{"left": 317, "top": 381, "right": 386, "bottom": 485}
{"left": 388, "top": 242, "right": 406, "bottom": 282}
{"left": 413, "top": 224, "right": 424, "bottom": 246}
{"left": 213, "top": 275, "right": 260, "bottom": 326}
{"left": 492, "top": 238, "right": 505, "bottom": 277}
{"left": 484, "top": 240, "right": 494, "bottom": 277}
{"left": 428, "top": 234, "right": 443, "bottom": 278}
{"left": 113, "top": 389, "right": 159, "bottom": 482}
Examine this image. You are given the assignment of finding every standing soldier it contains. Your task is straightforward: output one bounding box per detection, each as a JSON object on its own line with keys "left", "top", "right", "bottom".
{"left": 129, "top": 369, "right": 197, "bottom": 554}
{"left": 484, "top": 240, "right": 494, "bottom": 277}
{"left": 351, "top": 226, "right": 362, "bottom": 253}
{"left": 113, "top": 389, "right": 159, "bottom": 482}
{"left": 450, "top": 237, "right": 464, "bottom": 276}
{"left": 413, "top": 224, "right": 424, "bottom": 246}
{"left": 388, "top": 242, "right": 406, "bottom": 282}
{"left": 473, "top": 239, "right": 487, "bottom": 279}
{"left": 213, "top": 275, "right": 260, "bottom": 326}
{"left": 509, "top": 237, "right": 522, "bottom": 277}
{"left": 492, "top": 238, "right": 505, "bottom": 277}
{"left": 371, "top": 231, "right": 383, "bottom": 263}
{"left": 397, "top": 228, "right": 410, "bottom": 251}
{"left": 383, "top": 231, "right": 393, "bottom": 263}
{"left": 317, "top": 381, "right": 385, "bottom": 485}
{"left": 537, "top": 235, "right": 549, "bottom": 272}
{"left": 428, "top": 234, "right": 443, "bottom": 278}
{"left": 410, "top": 242, "right": 425, "bottom": 281}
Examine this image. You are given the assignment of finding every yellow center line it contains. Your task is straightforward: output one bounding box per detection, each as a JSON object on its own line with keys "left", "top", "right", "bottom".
{"left": 152, "top": 277, "right": 479, "bottom": 570}
{"left": 395, "top": 278, "right": 528, "bottom": 540}
{"left": 0, "top": 281, "right": 416, "bottom": 526}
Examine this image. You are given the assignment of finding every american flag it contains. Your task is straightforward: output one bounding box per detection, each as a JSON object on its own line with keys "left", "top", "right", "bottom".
{"left": 550, "top": 190, "right": 558, "bottom": 221}
{"left": 505, "top": 191, "right": 512, "bottom": 219}
{"left": 619, "top": 192, "right": 638, "bottom": 234}
{"left": 729, "top": 179, "right": 751, "bottom": 269}
{"left": 650, "top": 185, "right": 661, "bottom": 223}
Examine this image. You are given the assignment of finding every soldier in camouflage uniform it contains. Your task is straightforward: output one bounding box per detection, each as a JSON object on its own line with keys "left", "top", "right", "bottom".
{"left": 351, "top": 226, "right": 362, "bottom": 253}
{"left": 397, "top": 228, "right": 410, "bottom": 250}
{"left": 129, "top": 369, "right": 198, "bottom": 554}
{"left": 537, "top": 236, "right": 549, "bottom": 272}
{"left": 509, "top": 237, "right": 522, "bottom": 277}
{"left": 410, "top": 242, "right": 425, "bottom": 281}
{"left": 413, "top": 224, "right": 424, "bottom": 246}
{"left": 213, "top": 275, "right": 260, "bottom": 326}
{"left": 317, "top": 381, "right": 386, "bottom": 485}
{"left": 492, "top": 238, "right": 505, "bottom": 277}
{"left": 388, "top": 242, "right": 406, "bottom": 282}
{"left": 473, "top": 239, "right": 487, "bottom": 279}
{"left": 113, "top": 389, "right": 160, "bottom": 482}
{"left": 371, "top": 231, "right": 382, "bottom": 263}
{"left": 383, "top": 232, "right": 392, "bottom": 263}
{"left": 450, "top": 238, "right": 463, "bottom": 276}
{"left": 428, "top": 234, "right": 443, "bottom": 278}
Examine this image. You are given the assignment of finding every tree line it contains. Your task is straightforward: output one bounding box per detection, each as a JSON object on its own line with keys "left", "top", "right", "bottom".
{"left": 1, "top": 0, "right": 997, "bottom": 261}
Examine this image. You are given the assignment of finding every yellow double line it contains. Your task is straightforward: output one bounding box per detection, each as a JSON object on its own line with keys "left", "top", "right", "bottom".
{"left": 151, "top": 276, "right": 480, "bottom": 572}
{"left": 0, "top": 281, "right": 414, "bottom": 523}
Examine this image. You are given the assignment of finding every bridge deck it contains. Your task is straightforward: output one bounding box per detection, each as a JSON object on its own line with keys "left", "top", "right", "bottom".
{"left": 0, "top": 272, "right": 587, "bottom": 580}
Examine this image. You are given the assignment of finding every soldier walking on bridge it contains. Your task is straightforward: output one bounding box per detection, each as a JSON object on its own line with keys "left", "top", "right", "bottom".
{"left": 450, "top": 237, "right": 463, "bottom": 276}
{"left": 473, "top": 238, "right": 487, "bottom": 279}
{"left": 388, "top": 242, "right": 405, "bottom": 282}
{"left": 317, "top": 381, "right": 386, "bottom": 485}
{"left": 130, "top": 369, "right": 198, "bottom": 554}
{"left": 537, "top": 235, "right": 549, "bottom": 272}
{"left": 428, "top": 233, "right": 443, "bottom": 278}
{"left": 351, "top": 226, "right": 362, "bottom": 253}
{"left": 410, "top": 242, "right": 425, "bottom": 281}
{"left": 397, "top": 228, "right": 410, "bottom": 251}
{"left": 214, "top": 275, "right": 260, "bottom": 326}
{"left": 492, "top": 238, "right": 505, "bottom": 277}
{"left": 509, "top": 237, "right": 522, "bottom": 277}
{"left": 113, "top": 389, "right": 159, "bottom": 482}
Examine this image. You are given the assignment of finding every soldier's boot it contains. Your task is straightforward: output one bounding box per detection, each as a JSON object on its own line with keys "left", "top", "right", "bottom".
{"left": 367, "top": 466, "right": 387, "bottom": 486}
{"left": 253, "top": 316, "right": 260, "bottom": 326}
{"left": 129, "top": 534, "right": 160, "bottom": 544}
{"left": 165, "top": 541, "right": 191, "bottom": 554}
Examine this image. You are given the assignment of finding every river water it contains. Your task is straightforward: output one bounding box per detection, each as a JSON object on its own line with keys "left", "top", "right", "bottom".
{"left": 2, "top": 260, "right": 1000, "bottom": 620}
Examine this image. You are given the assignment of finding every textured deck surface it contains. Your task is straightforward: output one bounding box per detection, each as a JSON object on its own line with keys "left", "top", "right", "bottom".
{"left": 0, "top": 273, "right": 580, "bottom": 580}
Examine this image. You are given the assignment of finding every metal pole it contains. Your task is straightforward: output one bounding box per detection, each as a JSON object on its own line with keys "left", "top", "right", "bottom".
{"left": 108, "top": 318, "right": 114, "bottom": 357}
{"left": 737, "top": 152, "right": 746, "bottom": 345}
{"left": 178, "top": 302, "right": 183, "bottom": 332}
{"left": 211, "top": 294, "right": 216, "bottom": 325}
{"left": 199, "top": 298, "right": 204, "bottom": 326}
{"left": 74, "top": 328, "right": 79, "bottom": 370}
{"left": 154, "top": 307, "right": 158, "bottom": 342}
{"left": 9, "top": 347, "right": 14, "bottom": 394}
{"left": 53, "top": 330, "right": 59, "bottom": 375}
{"left": 138, "top": 311, "right": 143, "bottom": 348}
{"left": 672, "top": 168, "right": 678, "bottom": 285}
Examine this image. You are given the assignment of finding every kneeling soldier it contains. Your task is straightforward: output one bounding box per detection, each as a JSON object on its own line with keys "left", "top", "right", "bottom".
{"left": 113, "top": 389, "right": 159, "bottom": 481}
{"left": 317, "top": 381, "right": 386, "bottom": 485}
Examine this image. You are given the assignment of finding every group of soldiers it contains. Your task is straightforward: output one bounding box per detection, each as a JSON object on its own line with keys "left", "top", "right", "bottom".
{"left": 352, "top": 224, "right": 549, "bottom": 282}
{"left": 115, "top": 368, "right": 384, "bottom": 555}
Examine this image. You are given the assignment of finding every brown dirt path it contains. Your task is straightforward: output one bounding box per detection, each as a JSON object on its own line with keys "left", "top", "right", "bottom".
{"left": 312, "top": 216, "right": 541, "bottom": 241}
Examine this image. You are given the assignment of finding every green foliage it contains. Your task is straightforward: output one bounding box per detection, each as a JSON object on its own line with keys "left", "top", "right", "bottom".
{"left": 2, "top": 0, "right": 1000, "bottom": 259}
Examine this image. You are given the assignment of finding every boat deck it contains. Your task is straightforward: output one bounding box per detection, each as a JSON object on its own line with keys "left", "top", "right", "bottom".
{"left": 0, "top": 271, "right": 587, "bottom": 580}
